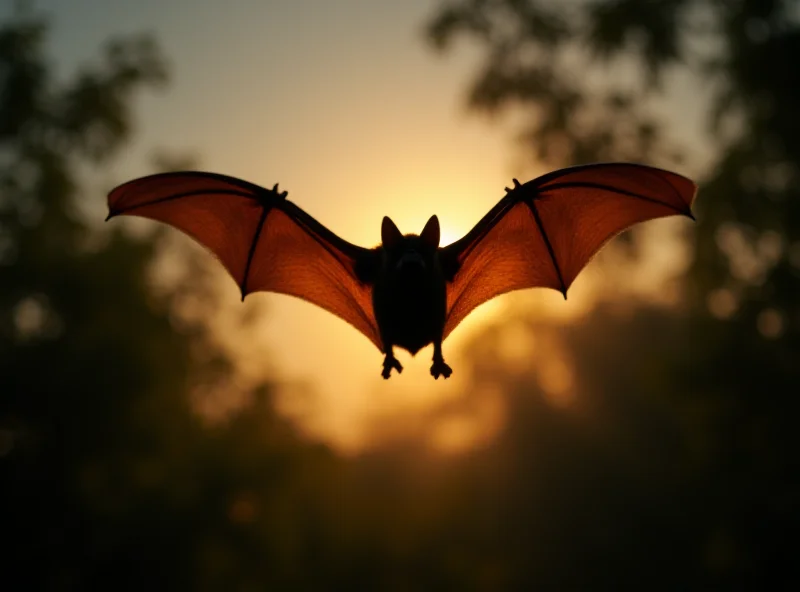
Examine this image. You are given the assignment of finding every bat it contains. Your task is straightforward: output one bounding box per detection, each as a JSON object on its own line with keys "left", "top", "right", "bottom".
{"left": 106, "top": 162, "right": 697, "bottom": 379}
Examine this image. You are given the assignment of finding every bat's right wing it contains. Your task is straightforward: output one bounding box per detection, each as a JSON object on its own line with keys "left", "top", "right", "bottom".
{"left": 107, "top": 172, "right": 383, "bottom": 351}
{"left": 439, "top": 163, "right": 697, "bottom": 340}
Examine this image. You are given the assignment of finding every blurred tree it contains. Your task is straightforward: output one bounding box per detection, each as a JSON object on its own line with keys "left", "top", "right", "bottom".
{"left": 4, "top": 1, "right": 799, "bottom": 589}
{"left": 0, "top": 8, "right": 343, "bottom": 590}
{"left": 422, "top": 0, "right": 800, "bottom": 588}
{"left": 426, "top": 0, "right": 691, "bottom": 168}
{"left": 426, "top": 0, "right": 799, "bottom": 316}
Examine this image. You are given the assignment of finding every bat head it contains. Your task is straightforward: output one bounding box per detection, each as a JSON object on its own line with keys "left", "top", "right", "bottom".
{"left": 381, "top": 215, "right": 440, "bottom": 273}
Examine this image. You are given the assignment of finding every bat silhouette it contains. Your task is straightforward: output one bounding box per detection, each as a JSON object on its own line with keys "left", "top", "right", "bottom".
{"left": 106, "top": 162, "right": 697, "bottom": 379}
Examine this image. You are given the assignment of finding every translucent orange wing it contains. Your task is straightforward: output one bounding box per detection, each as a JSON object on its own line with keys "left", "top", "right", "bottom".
{"left": 440, "top": 163, "right": 697, "bottom": 340}
{"left": 107, "top": 171, "right": 382, "bottom": 350}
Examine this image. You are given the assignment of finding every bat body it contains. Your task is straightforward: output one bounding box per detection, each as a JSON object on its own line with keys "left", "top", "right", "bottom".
{"left": 369, "top": 216, "right": 450, "bottom": 378}
{"left": 106, "top": 163, "right": 697, "bottom": 379}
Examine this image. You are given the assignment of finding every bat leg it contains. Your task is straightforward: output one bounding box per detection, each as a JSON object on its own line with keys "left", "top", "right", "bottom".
{"left": 430, "top": 340, "right": 452, "bottom": 380}
{"left": 382, "top": 349, "right": 403, "bottom": 379}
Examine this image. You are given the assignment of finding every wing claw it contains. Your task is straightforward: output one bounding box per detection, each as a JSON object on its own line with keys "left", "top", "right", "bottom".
{"left": 505, "top": 178, "right": 523, "bottom": 194}
{"left": 271, "top": 183, "right": 289, "bottom": 199}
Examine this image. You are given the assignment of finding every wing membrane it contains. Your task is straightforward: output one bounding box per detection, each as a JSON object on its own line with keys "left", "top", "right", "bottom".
{"left": 441, "top": 163, "right": 697, "bottom": 339}
{"left": 107, "top": 171, "right": 382, "bottom": 350}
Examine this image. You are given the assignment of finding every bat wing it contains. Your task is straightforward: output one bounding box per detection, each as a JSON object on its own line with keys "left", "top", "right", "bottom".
{"left": 107, "top": 171, "right": 382, "bottom": 350}
{"left": 440, "top": 162, "right": 697, "bottom": 340}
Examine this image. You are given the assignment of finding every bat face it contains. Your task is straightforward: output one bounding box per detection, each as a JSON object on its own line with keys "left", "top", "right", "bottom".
{"left": 380, "top": 215, "right": 439, "bottom": 274}
{"left": 372, "top": 216, "right": 447, "bottom": 356}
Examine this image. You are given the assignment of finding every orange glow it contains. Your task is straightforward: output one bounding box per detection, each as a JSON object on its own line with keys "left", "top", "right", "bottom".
{"left": 429, "top": 385, "right": 506, "bottom": 454}
{"left": 80, "top": 0, "right": 690, "bottom": 454}
{"left": 537, "top": 355, "right": 576, "bottom": 407}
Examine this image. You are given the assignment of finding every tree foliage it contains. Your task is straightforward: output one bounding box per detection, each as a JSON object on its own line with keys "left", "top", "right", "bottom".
{"left": 3, "top": 1, "right": 799, "bottom": 589}
{"left": 425, "top": 0, "right": 800, "bottom": 587}
{"left": 0, "top": 10, "right": 340, "bottom": 589}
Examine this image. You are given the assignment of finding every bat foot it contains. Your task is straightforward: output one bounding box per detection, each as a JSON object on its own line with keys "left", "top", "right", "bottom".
{"left": 430, "top": 360, "right": 452, "bottom": 380}
{"left": 382, "top": 355, "right": 403, "bottom": 379}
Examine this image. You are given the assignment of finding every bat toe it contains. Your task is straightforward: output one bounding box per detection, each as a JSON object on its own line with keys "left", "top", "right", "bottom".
{"left": 430, "top": 360, "right": 452, "bottom": 380}
{"left": 382, "top": 355, "right": 403, "bottom": 379}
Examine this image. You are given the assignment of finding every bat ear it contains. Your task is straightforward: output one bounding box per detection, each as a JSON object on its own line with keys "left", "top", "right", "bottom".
{"left": 420, "top": 215, "right": 440, "bottom": 248}
{"left": 381, "top": 216, "right": 403, "bottom": 249}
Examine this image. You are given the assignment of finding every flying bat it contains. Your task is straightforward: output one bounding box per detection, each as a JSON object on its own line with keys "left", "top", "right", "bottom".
{"left": 106, "top": 162, "right": 697, "bottom": 379}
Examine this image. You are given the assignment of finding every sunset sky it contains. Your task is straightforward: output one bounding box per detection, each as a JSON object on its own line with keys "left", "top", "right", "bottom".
{"left": 21, "top": 0, "right": 702, "bottom": 450}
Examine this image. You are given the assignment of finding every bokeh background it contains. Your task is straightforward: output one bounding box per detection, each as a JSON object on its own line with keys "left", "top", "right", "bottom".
{"left": 2, "top": 0, "right": 798, "bottom": 589}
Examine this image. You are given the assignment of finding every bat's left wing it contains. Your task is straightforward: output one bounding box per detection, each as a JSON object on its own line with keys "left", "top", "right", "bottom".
{"left": 439, "top": 162, "right": 698, "bottom": 340}
{"left": 107, "top": 172, "right": 383, "bottom": 350}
